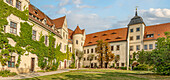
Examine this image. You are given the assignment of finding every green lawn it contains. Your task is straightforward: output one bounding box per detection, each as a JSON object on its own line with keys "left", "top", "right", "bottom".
{"left": 22, "top": 69, "right": 170, "bottom": 80}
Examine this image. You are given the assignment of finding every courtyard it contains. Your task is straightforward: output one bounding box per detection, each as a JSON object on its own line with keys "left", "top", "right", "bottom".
{"left": 22, "top": 69, "right": 170, "bottom": 80}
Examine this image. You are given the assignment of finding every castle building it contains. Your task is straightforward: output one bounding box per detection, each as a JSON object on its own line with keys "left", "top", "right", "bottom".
{"left": 0, "top": 0, "right": 170, "bottom": 73}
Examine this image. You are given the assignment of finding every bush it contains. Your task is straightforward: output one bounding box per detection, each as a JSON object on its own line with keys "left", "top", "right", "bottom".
{"left": 0, "top": 70, "right": 17, "bottom": 77}
{"left": 133, "top": 64, "right": 149, "bottom": 71}
{"left": 120, "top": 67, "right": 127, "bottom": 70}
{"left": 115, "top": 67, "right": 119, "bottom": 69}
{"left": 69, "top": 63, "right": 75, "bottom": 69}
{"left": 109, "top": 63, "right": 115, "bottom": 68}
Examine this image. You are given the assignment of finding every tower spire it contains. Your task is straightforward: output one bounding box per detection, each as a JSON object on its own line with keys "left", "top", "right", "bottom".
{"left": 135, "top": 6, "right": 138, "bottom": 16}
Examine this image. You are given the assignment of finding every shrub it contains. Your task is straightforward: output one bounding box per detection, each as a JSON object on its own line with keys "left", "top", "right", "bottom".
{"left": 120, "top": 67, "right": 127, "bottom": 70}
{"left": 0, "top": 70, "right": 17, "bottom": 77}
{"left": 133, "top": 64, "right": 149, "bottom": 71}
{"left": 115, "top": 67, "right": 119, "bottom": 69}
{"left": 69, "top": 63, "right": 75, "bottom": 69}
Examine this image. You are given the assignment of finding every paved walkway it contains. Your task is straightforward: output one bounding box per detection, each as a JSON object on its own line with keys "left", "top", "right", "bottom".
{"left": 0, "top": 69, "right": 77, "bottom": 80}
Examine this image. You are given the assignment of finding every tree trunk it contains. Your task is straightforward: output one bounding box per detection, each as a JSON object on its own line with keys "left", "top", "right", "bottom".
{"left": 101, "top": 53, "right": 103, "bottom": 68}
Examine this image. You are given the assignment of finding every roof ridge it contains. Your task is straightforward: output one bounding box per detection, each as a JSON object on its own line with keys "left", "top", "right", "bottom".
{"left": 146, "top": 22, "right": 170, "bottom": 27}
{"left": 86, "top": 27, "right": 128, "bottom": 35}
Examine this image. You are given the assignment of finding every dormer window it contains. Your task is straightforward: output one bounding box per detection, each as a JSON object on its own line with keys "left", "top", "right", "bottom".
{"left": 88, "top": 42, "right": 92, "bottom": 44}
{"left": 105, "top": 38, "right": 111, "bottom": 41}
{"left": 103, "top": 34, "right": 107, "bottom": 36}
{"left": 16, "top": 0, "right": 21, "bottom": 10}
{"left": 111, "top": 32, "right": 116, "bottom": 34}
{"left": 6, "top": 0, "right": 13, "bottom": 5}
{"left": 35, "top": 11, "right": 38, "bottom": 14}
{"left": 93, "top": 36, "right": 97, "bottom": 38}
{"left": 44, "top": 19, "right": 47, "bottom": 25}
{"left": 116, "top": 37, "right": 122, "bottom": 39}
{"left": 146, "top": 34, "right": 154, "bottom": 38}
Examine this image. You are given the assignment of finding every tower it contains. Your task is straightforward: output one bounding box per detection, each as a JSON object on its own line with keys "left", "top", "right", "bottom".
{"left": 127, "top": 8, "right": 145, "bottom": 70}
{"left": 72, "top": 25, "right": 85, "bottom": 68}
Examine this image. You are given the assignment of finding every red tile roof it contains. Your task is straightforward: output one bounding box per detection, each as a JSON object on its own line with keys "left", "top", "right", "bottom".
{"left": 144, "top": 23, "right": 170, "bottom": 40}
{"left": 84, "top": 28, "right": 128, "bottom": 47}
{"left": 73, "top": 26, "right": 84, "bottom": 34}
{"left": 29, "top": 15, "right": 62, "bottom": 38}
{"left": 52, "top": 16, "right": 66, "bottom": 29}
{"left": 84, "top": 23, "right": 170, "bottom": 47}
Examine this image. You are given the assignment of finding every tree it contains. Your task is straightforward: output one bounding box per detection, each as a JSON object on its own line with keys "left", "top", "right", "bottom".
{"left": 76, "top": 50, "right": 84, "bottom": 69}
{"left": 103, "top": 42, "right": 115, "bottom": 68}
{"left": 96, "top": 40, "right": 105, "bottom": 68}
{"left": 115, "top": 55, "right": 120, "bottom": 67}
{"left": 88, "top": 54, "right": 95, "bottom": 68}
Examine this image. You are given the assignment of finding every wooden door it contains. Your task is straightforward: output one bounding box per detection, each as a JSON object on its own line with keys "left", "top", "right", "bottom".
{"left": 31, "top": 58, "right": 35, "bottom": 72}
{"left": 64, "top": 60, "right": 66, "bottom": 68}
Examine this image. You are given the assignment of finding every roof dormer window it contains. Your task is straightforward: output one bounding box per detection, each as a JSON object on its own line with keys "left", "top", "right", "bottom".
{"left": 146, "top": 34, "right": 154, "bottom": 38}
{"left": 6, "top": 0, "right": 13, "bottom": 5}
{"left": 111, "top": 32, "right": 116, "bottom": 34}
{"left": 116, "top": 37, "right": 122, "bottom": 39}
{"left": 105, "top": 38, "right": 111, "bottom": 41}
{"left": 35, "top": 11, "right": 38, "bottom": 14}
{"left": 88, "top": 42, "right": 92, "bottom": 44}
{"left": 93, "top": 36, "right": 97, "bottom": 38}
{"left": 103, "top": 34, "right": 107, "bottom": 36}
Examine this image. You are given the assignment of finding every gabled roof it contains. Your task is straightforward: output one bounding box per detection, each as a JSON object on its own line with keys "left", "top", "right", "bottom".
{"left": 144, "top": 23, "right": 170, "bottom": 40}
{"left": 52, "top": 16, "right": 66, "bottom": 29}
{"left": 84, "top": 28, "right": 128, "bottom": 47}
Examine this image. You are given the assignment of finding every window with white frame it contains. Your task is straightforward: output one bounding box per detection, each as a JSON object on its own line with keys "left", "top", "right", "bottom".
{"left": 149, "top": 44, "right": 153, "bottom": 50}
{"left": 16, "top": 0, "right": 21, "bottom": 10}
{"left": 32, "top": 30, "right": 36, "bottom": 40}
{"left": 144, "top": 45, "right": 147, "bottom": 50}
{"left": 136, "top": 45, "right": 140, "bottom": 50}
{"left": 6, "top": 0, "right": 13, "bottom": 5}
{"left": 45, "top": 36, "right": 48, "bottom": 45}
{"left": 8, "top": 56, "right": 15, "bottom": 68}
{"left": 10, "top": 21, "right": 17, "bottom": 34}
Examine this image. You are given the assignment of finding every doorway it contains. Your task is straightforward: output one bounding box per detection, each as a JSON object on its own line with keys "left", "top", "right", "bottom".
{"left": 31, "top": 58, "right": 35, "bottom": 72}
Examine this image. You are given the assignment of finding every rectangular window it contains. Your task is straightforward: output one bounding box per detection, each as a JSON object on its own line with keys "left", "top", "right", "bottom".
{"left": 84, "top": 58, "right": 86, "bottom": 61}
{"left": 136, "top": 45, "right": 140, "bottom": 50}
{"left": 45, "top": 36, "right": 48, "bottom": 45}
{"left": 144, "top": 45, "right": 147, "bottom": 50}
{"left": 130, "top": 29, "right": 133, "bottom": 32}
{"left": 149, "top": 44, "right": 153, "bottom": 50}
{"left": 91, "top": 48, "right": 93, "bottom": 53}
{"left": 95, "top": 48, "right": 97, "bottom": 53}
{"left": 130, "top": 46, "right": 133, "bottom": 51}
{"left": 130, "top": 36, "right": 133, "bottom": 41}
{"left": 64, "top": 45, "right": 66, "bottom": 51}
{"left": 155, "top": 44, "right": 157, "bottom": 49}
{"left": 121, "top": 63, "right": 124, "bottom": 67}
{"left": 84, "top": 50, "right": 86, "bottom": 54}
{"left": 8, "top": 56, "right": 15, "bottom": 68}
{"left": 136, "top": 27, "right": 140, "bottom": 32}
{"left": 16, "top": 0, "right": 21, "bottom": 10}
{"left": 116, "top": 63, "right": 119, "bottom": 67}
{"left": 70, "top": 47, "right": 71, "bottom": 52}
{"left": 63, "top": 32, "right": 65, "bottom": 38}
{"left": 87, "top": 49, "right": 89, "bottom": 54}
{"left": 6, "top": 0, "right": 13, "bottom": 5}
{"left": 111, "top": 46, "right": 114, "bottom": 51}
{"left": 116, "top": 45, "right": 120, "bottom": 51}
{"left": 95, "top": 56, "right": 97, "bottom": 60}
{"left": 136, "top": 35, "right": 140, "bottom": 40}
{"left": 10, "top": 21, "right": 17, "bottom": 34}
{"left": 60, "top": 43, "right": 62, "bottom": 49}
{"left": 32, "top": 30, "right": 36, "bottom": 40}
{"left": 76, "top": 40, "right": 78, "bottom": 45}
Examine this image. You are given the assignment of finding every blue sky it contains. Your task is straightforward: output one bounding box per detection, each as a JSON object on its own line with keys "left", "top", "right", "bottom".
{"left": 30, "top": 0, "right": 170, "bottom": 34}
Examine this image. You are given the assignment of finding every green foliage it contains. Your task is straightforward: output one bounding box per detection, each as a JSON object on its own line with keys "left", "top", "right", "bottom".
{"left": 50, "top": 59, "right": 60, "bottom": 71}
{"left": 0, "top": 70, "right": 17, "bottom": 77}
{"left": 133, "top": 64, "right": 149, "bottom": 71}
{"left": 136, "top": 32, "right": 170, "bottom": 75}
{"left": 0, "top": 1, "right": 71, "bottom": 70}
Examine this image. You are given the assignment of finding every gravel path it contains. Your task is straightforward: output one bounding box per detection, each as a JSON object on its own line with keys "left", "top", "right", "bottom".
{"left": 0, "top": 69, "right": 77, "bottom": 80}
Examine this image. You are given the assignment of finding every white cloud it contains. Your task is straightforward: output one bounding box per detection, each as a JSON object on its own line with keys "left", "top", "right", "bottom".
{"left": 72, "top": 0, "right": 82, "bottom": 5}
{"left": 139, "top": 8, "right": 170, "bottom": 25}
{"left": 67, "top": 13, "right": 116, "bottom": 34}
{"left": 57, "top": 8, "right": 72, "bottom": 14}
{"left": 76, "top": 5, "right": 95, "bottom": 9}
{"left": 58, "top": 0, "right": 70, "bottom": 6}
